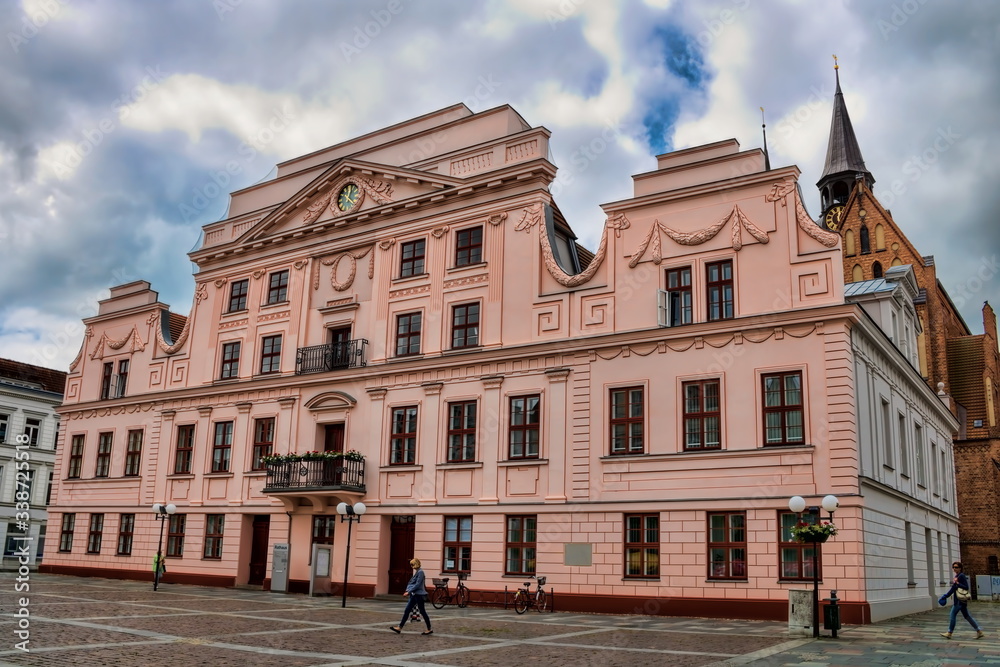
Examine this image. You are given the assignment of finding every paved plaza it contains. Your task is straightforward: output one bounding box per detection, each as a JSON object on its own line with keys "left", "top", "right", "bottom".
{"left": 1, "top": 572, "right": 999, "bottom": 666}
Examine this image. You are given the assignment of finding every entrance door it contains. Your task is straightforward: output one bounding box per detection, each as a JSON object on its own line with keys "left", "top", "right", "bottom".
{"left": 248, "top": 515, "right": 270, "bottom": 585}
{"left": 388, "top": 516, "right": 416, "bottom": 594}
{"left": 324, "top": 424, "right": 345, "bottom": 453}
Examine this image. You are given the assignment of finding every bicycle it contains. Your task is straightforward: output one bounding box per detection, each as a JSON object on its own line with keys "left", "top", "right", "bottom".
{"left": 513, "top": 576, "right": 547, "bottom": 614}
{"left": 430, "top": 572, "right": 470, "bottom": 609}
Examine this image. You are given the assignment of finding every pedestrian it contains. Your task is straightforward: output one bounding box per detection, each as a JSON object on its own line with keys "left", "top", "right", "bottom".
{"left": 939, "top": 561, "right": 985, "bottom": 639}
{"left": 390, "top": 557, "right": 433, "bottom": 635}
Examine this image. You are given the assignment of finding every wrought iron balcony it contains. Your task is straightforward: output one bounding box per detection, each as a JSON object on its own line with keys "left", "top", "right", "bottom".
{"left": 263, "top": 457, "right": 365, "bottom": 493}
{"left": 296, "top": 339, "right": 368, "bottom": 375}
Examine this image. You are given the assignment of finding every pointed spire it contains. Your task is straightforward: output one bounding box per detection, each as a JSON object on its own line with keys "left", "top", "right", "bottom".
{"left": 817, "top": 56, "right": 875, "bottom": 211}
{"left": 760, "top": 106, "right": 771, "bottom": 171}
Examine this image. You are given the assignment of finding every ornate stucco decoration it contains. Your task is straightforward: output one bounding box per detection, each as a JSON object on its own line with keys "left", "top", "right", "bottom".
{"left": 214, "top": 278, "right": 228, "bottom": 288}
{"left": 378, "top": 239, "right": 396, "bottom": 251}
{"left": 194, "top": 282, "right": 209, "bottom": 304}
{"left": 68, "top": 326, "right": 94, "bottom": 372}
{"left": 590, "top": 324, "right": 819, "bottom": 361}
{"left": 628, "top": 205, "right": 768, "bottom": 269}
{"left": 431, "top": 226, "right": 450, "bottom": 238}
{"left": 487, "top": 211, "right": 507, "bottom": 226}
{"left": 514, "top": 203, "right": 628, "bottom": 288}
{"left": 302, "top": 176, "right": 395, "bottom": 224}
{"left": 89, "top": 325, "right": 146, "bottom": 360}
{"left": 766, "top": 181, "right": 840, "bottom": 248}
{"left": 149, "top": 310, "right": 192, "bottom": 355}
{"left": 313, "top": 245, "right": 375, "bottom": 292}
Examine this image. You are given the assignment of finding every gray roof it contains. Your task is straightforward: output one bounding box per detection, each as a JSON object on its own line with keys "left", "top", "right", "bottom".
{"left": 819, "top": 70, "right": 873, "bottom": 182}
{"left": 844, "top": 278, "right": 896, "bottom": 298}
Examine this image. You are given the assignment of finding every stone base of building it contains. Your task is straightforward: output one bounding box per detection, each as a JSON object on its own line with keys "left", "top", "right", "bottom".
{"left": 38, "top": 563, "right": 235, "bottom": 588}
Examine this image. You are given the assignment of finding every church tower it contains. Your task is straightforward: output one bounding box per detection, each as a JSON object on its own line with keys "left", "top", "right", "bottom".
{"left": 816, "top": 57, "right": 874, "bottom": 232}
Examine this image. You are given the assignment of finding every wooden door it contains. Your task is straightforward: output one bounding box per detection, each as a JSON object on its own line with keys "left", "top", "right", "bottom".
{"left": 388, "top": 516, "right": 416, "bottom": 594}
{"left": 329, "top": 327, "right": 352, "bottom": 369}
{"left": 324, "top": 423, "right": 345, "bottom": 453}
{"left": 248, "top": 515, "right": 270, "bottom": 585}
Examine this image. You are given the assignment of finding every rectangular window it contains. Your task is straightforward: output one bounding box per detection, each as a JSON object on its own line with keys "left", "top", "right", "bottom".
{"left": 23, "top": 418, "right": 40, "bottom": 447}
{"left": 881, "top": 398, "right": 893, "bottom": 468}
{"left": 915, "top": 424, "right": 926, "bottom": 486}
{"left": 447, "top": 401, "right": 477, "bottom": 463}
{"left": 931, "top": 440, "right": 939, "bottom": 495}
{"left": 762, "top": 371, "right": 804, "bottom": 445}
{"left": 117, "top": 513, "right": 135, "bottom": 556}
{"left": 95, "top": 432, "right": 113, "bottom": 477}
{"left": 4, "top": 522, "right": 26, "bottom": 557}
{"left": 259, "top": 334, "right": 282, "bottom": 374}
{"left": 390, "top": 407, "right": 418, "bottom": 465}
{"left": 252, "top": 418, "right": 275, "bottom": 471}
{"left": 443, "top": 516, "right": 473, "bottom": 573}
{"left": 228, "top": 278, "right": 249, "bottom": 312}
{"left": 123, "top": 430, "right": 143, "bottom": 477}
{"left": 68, "top": 434, "right": 85, "bottom": 479}
{"left": 87, "top": 513, "right": 104, "bottom": 554}
{"left": 455, "top": 227, "right": 483, "bottom": 266}
{"left": 706, "top": 260, "right": 734, "bottom": 321}
{"left": 212, "top": 422, "right": 233, "bottom": 473}
{"left": 509, "top": 395, "right": 540, "bottom": 459}
{"left": 665, "top": 267, "right": 693, "bottom": 326}
{"left": 624, "top": 513, "right": 660, "bottom": 578}
{"left": 899, "top": 413, "right": 910, "bottom": 477}
{"left": 59, "top": 514, "right": 75, "bottom": 553}
{"left": 779, "top": 511, "right": 819, "bottom": 580}
{"left": 610, "top": 387, "right": 644, "bottom": 455}
{"left": 400, "top": 239, "right": 426, "bottom": 277}
{"left": 203, "top": 514, "right": 224, "bottom": 559}
{"left": 451, "top": 303, "right": 480, "bottom": 349}
{"left": 174, "top": 425, "right": 194, "bottom": 474}
{"left": 505, "top": 515, "right": 537, "bottom": 576}
{"left": 101, "top": 362, "right": 113, "bottom": 400}
{"left": 117, "top": 359, "right": 129, "bottom": 397}
{"left": 220, "top": 341, "right": 241, "bottom": 379}
{"left": 395, "top": 312, "right": 422, "bottom": 356}
{"left": 166, "top": 514, "right": 186, "bottom": 557}
{"left": 267, "top": 269, "right": 289, "bottom": 304}
{"left": 683, "top": 380, "right": 721, "bottom": 450}
{"left": 0, "top": 413, "right": 8, "bottom": 443}
{"left": 312, "top": 516, "right": 336, "bottom": 545}
{"left": 13, "top": 469, "right": 32, "bottom": 503}
{"left": 708, "top": 512, "right": 746, "bottom": 579}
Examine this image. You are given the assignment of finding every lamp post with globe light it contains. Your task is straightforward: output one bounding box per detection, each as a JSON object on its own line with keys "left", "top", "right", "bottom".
{"left": 151, "top": 503, "right": 176, "bottom": 591}
{"left": 788, "top": 494, "right": 839, "bottom": 638}
{"left": 336, "top": 501, "right": 366, "bottom": 608}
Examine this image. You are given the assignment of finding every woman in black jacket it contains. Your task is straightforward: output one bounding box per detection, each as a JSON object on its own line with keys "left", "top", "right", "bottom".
{"left": 939, "top": 561, "right": 985, "bottom": 639}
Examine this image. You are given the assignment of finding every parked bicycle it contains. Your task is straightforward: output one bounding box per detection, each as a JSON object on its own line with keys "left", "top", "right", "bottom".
{"left": 431, "top": 572, "right": 470, "bottom": 609}
{"left": 513, "top": 575, "right": 547, "bottom": 613}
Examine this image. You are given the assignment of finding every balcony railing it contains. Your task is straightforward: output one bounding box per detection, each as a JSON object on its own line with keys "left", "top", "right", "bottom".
{"left": 263, "top": 458, "right": 365, "bottom": 493}
{"left": 296, "top": 339, "right": 368, "bottom": 375}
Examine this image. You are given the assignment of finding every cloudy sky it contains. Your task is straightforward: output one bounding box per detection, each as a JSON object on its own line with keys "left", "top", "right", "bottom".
{"left": 1, "top": 0, "right": 998, "bottom": 370}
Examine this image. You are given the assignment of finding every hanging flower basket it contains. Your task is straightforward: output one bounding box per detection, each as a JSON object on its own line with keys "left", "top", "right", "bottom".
{"left": 790, "top": 521, "right": 837, "bottom": 544}
{"left": 261, "top": 450, "right": 366, "bottom": 465}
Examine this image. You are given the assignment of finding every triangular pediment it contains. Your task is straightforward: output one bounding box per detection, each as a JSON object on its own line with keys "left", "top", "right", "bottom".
{"left": 240, "top": 159, "right": 463, "bottom": 243}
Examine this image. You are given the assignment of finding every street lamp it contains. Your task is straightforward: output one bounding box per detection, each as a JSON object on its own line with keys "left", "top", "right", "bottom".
{"left": 789, "top": 495, "right": 838, "bottom": 638}
{"left": 151, "top": 503, "right": 176, "bottom": 591}
{"left": 336, "top": 501, "right": 366, "bottom": 608}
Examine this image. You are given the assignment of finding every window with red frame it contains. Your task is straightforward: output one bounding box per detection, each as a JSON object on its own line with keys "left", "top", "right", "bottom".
{"left": 665, "top": 266, "right": 692, "bottom": 325}
{"left": 683, "top": 380, "right": 721, "bottom": 450}
{"left": 443, "top": 516, "right": 472, "bottom": 573}
{"left": 59, "top": 514, "right": 75, "bottom": 552}
{"left": 708, "top": 512, "right": 746, "bottom": 579}
{"left": 706, "top": 260, "right": 733, "bottom": 321}
{"left": 400, "top": 239, "right": 426, "bottom": 277}
{"left": 211, "top": 422, "right": 233, "bottom": 473}
{"left": 203, "top": 514, "right": 224, "bottom": 559}
{"left": 123, "top": 429, "right": 143, "bottom": 477}
{"left": 68, "top": 434, "right": 84, "bottom": 479}
{"left": 87, "top": 513, "right": 104, "bottom": 554}
{"left": 228, "top": 278, "right": 249, "bottom": 312}
{"left": 779, "top": 511, "right": 819, "bottom": 580}
{"left": 508, "top": 395, "right": 540, "bottom": 459}
{"left": 220, "top": 341, "right": 241, "bottom": 379}
{"left": 395, "top": 312, "right": 422, "bottom": 356}
{"left": 251, "top": 418, "right": 274, "bottom": 471}
{"left": 610, "top": 387, "right": 644, "bottom": 455}
{"left": 455, "top": 227, "right": 483, "bottom": 266}
{"left": 259, "top": 335, "right": 282, "bottom": 374}
{"left": 447, "top": 401, "right": 476, "bottom": 463}
{"left": 166, "top": 514, "right": 186, "bottom": 557}
{"left": 174, "top": 424, "right": 194, "bottom": 474}
{"left": 390, "top": 406, "right": 418, "bottom": 465}
{"left": 505, "top": 515, "right": 536, "bottom": 575}
{"left": 451, "top": 302, "right": 480, "bottom": 349}
{"left": 624, "top": 513, "right": 659, "bottom": 578}
{"left": 95, "top": 432, "right": 112, "bottom": 478}
{"left": 267, "top": 270, "right": 289, "bottom": 304}
{"left": 763, "top": 371, "right": 804, "bottom": 445}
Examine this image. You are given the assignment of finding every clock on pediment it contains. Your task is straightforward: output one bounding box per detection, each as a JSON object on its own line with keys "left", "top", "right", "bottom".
{"left": 336, "top": 182, "right": 362, "bottom": 212}
{"left": 823, "top": 205, "right": 844, "bottom": 232}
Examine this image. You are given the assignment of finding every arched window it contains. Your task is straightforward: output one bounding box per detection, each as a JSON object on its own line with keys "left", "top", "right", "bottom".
{"left": 852, "top": 264, "right": 863, "bottom": 282}
{"left": 891, "top": 257, "right": 903, "bottom": 267}
{"left": 874, "top": 224, "right": 885, "bottom": 250}
{"left": 860, "top": 225, "right": 871, "bottom": 254}
{"left": 845, "top": 229, "right": 856, "bottom": 256}
{"left": 832, "top": 181, "right": 850, "bottom": 205}
{"left": 872, "top": 262, "right": 883, "bottom": 278}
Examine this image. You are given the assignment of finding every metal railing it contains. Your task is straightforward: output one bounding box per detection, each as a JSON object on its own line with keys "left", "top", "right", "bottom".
{"left": 296, "top": 339, "right": 368, "bottom": 374}
{"left": 263, "top": 458, "right": 365, "bottom": 492}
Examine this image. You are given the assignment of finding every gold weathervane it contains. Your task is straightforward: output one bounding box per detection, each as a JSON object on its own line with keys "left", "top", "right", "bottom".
{"left": 833, "top": 54, "right": 839, "bottom": 70}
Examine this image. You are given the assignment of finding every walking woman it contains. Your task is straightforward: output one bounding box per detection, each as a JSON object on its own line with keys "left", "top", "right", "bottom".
{"left": 939, "top": 561, "right": 985, "bottom": 639}
{"left": 390, "top": 558, "right": 433, "bottom": 635}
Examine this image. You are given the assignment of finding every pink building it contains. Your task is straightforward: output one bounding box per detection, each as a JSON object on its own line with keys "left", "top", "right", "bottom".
{"left": 43, "top": 103, "right": 960, "bottom": 624}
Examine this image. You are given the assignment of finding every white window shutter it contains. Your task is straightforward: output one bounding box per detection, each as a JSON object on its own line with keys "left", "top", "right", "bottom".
{"left": 657, "top": 289, "right": 670, "bottom": 327}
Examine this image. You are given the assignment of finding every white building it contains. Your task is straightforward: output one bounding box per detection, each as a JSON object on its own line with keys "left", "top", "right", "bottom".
{"left": 0, "top": 358, "right": 66, "bottom": 567}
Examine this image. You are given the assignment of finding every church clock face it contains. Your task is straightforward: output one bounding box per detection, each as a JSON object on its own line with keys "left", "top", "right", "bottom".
{"left": 824, "top": 205, "right": 845, "bottom": 231}
{"left": 337, "top": 183, "right": 361, "bottom": 212}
